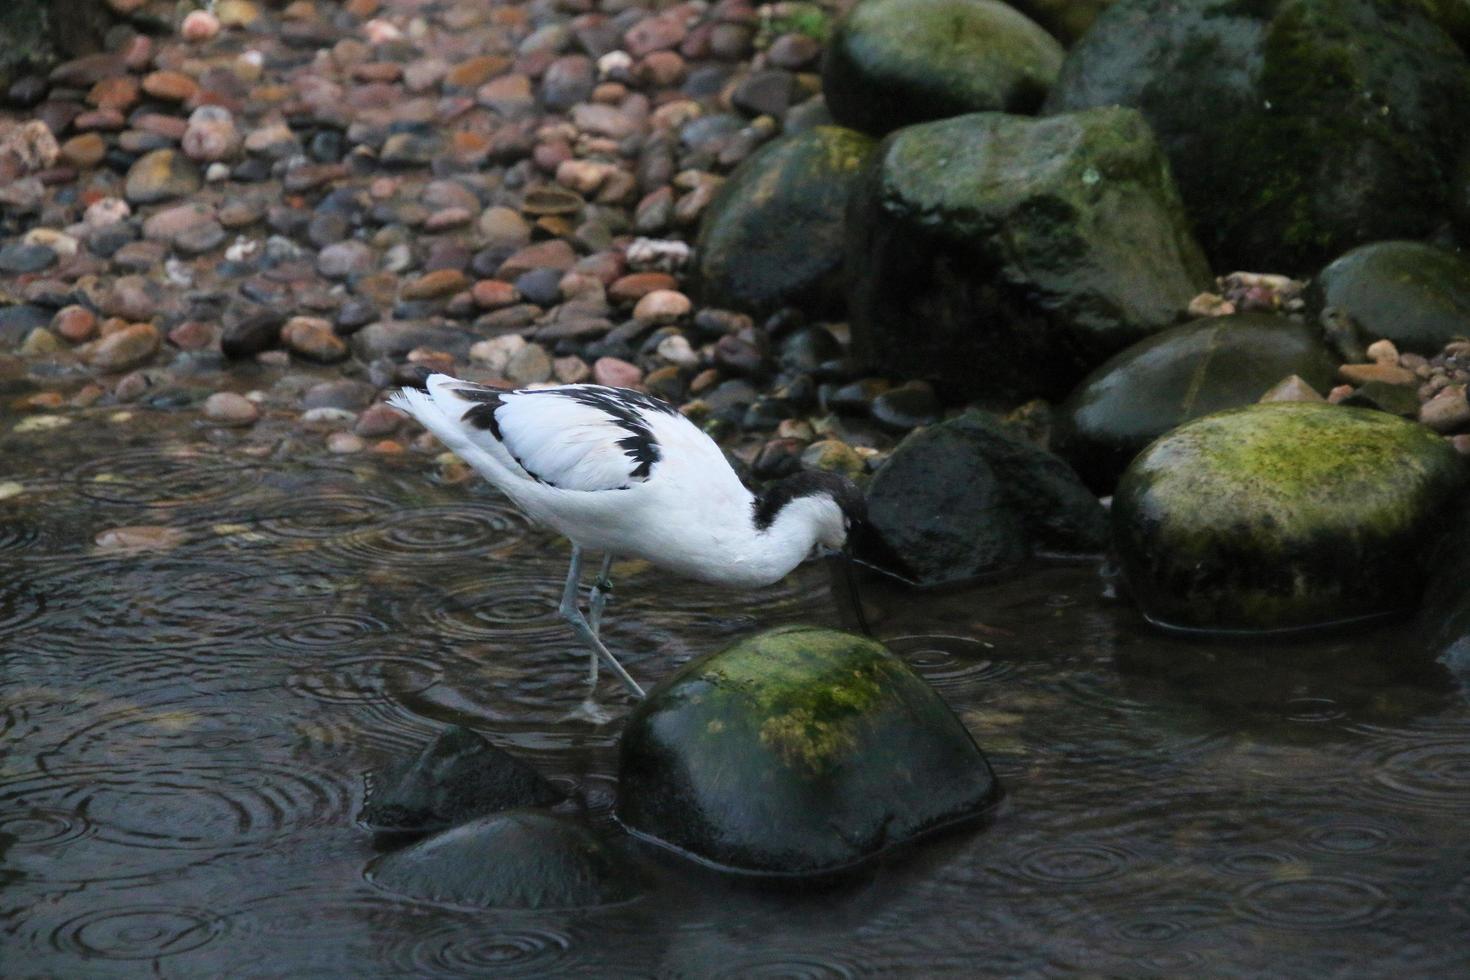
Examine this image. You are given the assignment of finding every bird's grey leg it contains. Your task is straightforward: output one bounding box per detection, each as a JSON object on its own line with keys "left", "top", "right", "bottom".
{"left": 587, "top": 552, "right": 614, "bottom": 636}
{"left": 559, "top": 546, "right": 646, "bottom": 701}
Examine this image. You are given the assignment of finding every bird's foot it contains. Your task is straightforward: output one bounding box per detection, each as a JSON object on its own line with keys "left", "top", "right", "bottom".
{"left": 560, "top": 697, "right": 614, "bottom": 726}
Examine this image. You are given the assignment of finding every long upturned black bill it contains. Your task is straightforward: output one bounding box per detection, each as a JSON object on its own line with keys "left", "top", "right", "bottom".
{"left": 826, "top": 552, "right": 872, "bottom": 637}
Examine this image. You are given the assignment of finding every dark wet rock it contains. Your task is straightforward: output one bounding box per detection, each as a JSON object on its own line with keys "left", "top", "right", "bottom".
{"left": 1113, "top": 402, "right": 1469, "bottom": 633}
{"left": 1413, "top": 501, "right": 1470, "bottom": 697}
{"left": 870, "top": 380, "right": 941, "bottom": 432}
{"left": 823, "top": 0, "right": 1063, "bottom": 137}
{"left": 865, "top": 412, "right": 1109, "bottom": 585}
{"left": 1045, "top": 0, "right": 1470, "bottom": 273}
{"left": 221, "top": 310, "right": 285, "bottom": 359}
{"left": 359, "top": 726, "right": 561, "bottom": 834}
{"left": 124, "top": 148, "right": 202, "bottom": 205}
{"left": 1340, "top": 380, "right": 1420, "bottom": 418}
{"left": 696, "top": 126, "right": 874, "bottom": 317}
{"left": 1310, "top": 241, "right": 1470, "bottom": 356}
{"left": 848, "top": 108, "right": 1210, "bottom": 401}
{"left": 731, "top": 69, "right": 795, "bottom": 118}
{"left": 368, "top": 810, "right": 639, "bottom": 909}
{"left": 1055, "top": 314, "right": 1341, "bottom": 493}
{"left": 616, "top": 625, "right": 999, "bottom": 876}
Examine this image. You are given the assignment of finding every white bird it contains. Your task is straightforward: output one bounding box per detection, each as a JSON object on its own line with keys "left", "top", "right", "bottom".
{"left": 389, "top": 373, "right": 869, "bottom": 718}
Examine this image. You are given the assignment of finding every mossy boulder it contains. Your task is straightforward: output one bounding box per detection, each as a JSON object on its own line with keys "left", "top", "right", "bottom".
{"left": 367, "top": 810, "right": 642, "bottom": 909}
{"left": 1045, "top": 0, "right": 1470, "bottom": 274}
{"left": 1310, "top": 241, "right": 1470, "bottom": 355}
{"left": 1008, "top": 0, "right": 1120, "bottom": 43}
{"left": 695, "top": 126, "right": 875, "bottom": 317}
{"left": 865, "top": 412, "right": 1109, "bottom": 586}
{"left": 1113, "top": 402, "right": 1468, "bottom": 633}
{"left": 0, "top": 0, "right": 111, "bottom": 92}
{"left": 822, "top": 0, "right": 1064, "bottom": 137}
{"left": 1056, "top": 314, "right": 1341, "bottom": 493}
{"left": 846, "top": 108, "right": 1211, "bottom": 401}
{"left": 616, "top": 626, "right": 999, "bottom": 876}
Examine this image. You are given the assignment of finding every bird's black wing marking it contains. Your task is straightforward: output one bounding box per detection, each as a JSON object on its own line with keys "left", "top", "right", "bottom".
{"left": 553, "top": 386, "right": 675, "bottom": 480}
{"left": 454, "top": 385, "right": 506, "bottom": 441}
{"left": 454, "top": 383, "right": 675, "bottom": 489}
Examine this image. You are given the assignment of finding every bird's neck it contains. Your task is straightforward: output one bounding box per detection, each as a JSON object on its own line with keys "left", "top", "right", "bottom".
{"left": 722, "top": 494, "right": 827, "bottom": 587}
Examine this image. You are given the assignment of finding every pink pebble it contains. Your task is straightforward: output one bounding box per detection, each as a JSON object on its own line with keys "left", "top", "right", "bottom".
{"left": 181, "top": 10, "right": 220, "bottom": 42}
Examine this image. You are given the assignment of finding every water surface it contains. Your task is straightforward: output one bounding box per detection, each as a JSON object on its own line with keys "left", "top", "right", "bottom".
{"left": 3, "top": 411, "right": 1469, "bottom": 977}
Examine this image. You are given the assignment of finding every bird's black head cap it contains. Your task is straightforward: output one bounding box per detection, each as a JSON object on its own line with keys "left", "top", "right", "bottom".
{"left": 753, "top": 470, "right": 867, "bottom": 532}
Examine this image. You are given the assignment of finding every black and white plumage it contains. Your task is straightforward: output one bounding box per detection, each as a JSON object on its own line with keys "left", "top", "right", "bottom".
{"left": 389, "top": 374, "right": 867, "bottom": 715}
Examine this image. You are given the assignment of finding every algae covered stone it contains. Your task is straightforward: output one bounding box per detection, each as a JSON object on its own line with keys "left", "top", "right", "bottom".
{"left": 1046, "top": 0, "right": 1470, "bottom": 273}
{"left": 846, "top": 108, "right": 1210, "bottom": 401}
{"left": 616, "top": 626, "right": 999, "bottom": 876}
{"left": 367, "top": 810, "right": 642, "bottom": 910}
{"left": 1113, "top": 402, "right": 1467, "bottom": 634}
{"left": 822, "top": 0, "right": 1064, "bottom": 136}
{"left": 695, "top": 126, "right": 875, "bottom": 317}
{"left": 1311, "top": 241, "right": 1470, "bottom": 356}
{"left": 1056, "top": 314, "right": 1341, "bottom": 493}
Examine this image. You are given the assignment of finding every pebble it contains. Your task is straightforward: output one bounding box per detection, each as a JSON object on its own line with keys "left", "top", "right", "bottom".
{"left": 469, "top": 333, "right": 527, "bottom": 373}
{"left": 181, "top": 9, "right": 222, "bottom": 41}
{"left": 328, "top": 431, "right": 367, "bottom": 454}
{"left": 85, "top": 323, "right": 160, "bottom": 372}
{"left": 52, "top": 306, "right": 97, "bottom": 343}
{"left": 282, "top": 316, "right": 349, "bottom": 363}
{"left": 402, "top": 269, "right": 469, "bottom": 300}
{"left": 506, "top": 343, "right": 554, "bottom": 384}
{"left": 203, "top": 391, "right": 260, "bottom": 425}
{"left": 1258, "top": 374, "right": 1325, "bottom": 403}
{"left": 1338, "top": 363, "right": 1417, "bottom": 386}
{"left": 800, "top": 439, "right": 866, "bottom": 479}
{"left": 1420, "top": 385, "right": 1470, "bottom": 432}
{"left": 355, "top": 403, "right": 404, "bottom": 437}
{"left": 95, "top": 526, "right": 188, "bottom": 553}
{"left": 593, "top": 355, "right": 642, "bottom": 388}
{"left": 125, "top": 149, "right": 202, "bottom": 204}
{"left": 633, "top": 289, "right": 692, "bottom": 325}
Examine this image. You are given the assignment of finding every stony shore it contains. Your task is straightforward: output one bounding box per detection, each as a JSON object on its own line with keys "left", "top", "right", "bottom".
{"left": 2, "top": 0, "right": 1469, "bottom": 492}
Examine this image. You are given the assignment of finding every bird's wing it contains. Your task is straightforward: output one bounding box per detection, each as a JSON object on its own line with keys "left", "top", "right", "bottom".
{"left": 422, "top": 377, "right": 683, "bottom": 492}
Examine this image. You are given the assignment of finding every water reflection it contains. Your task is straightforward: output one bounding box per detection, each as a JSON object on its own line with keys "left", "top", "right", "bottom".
{"left": 2, "top": 418, "right": 1469, "bottom": 975}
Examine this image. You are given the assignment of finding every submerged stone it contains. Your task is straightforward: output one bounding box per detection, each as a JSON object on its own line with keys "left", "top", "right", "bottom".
{"left": 1055, "top": 314, "right": 1341, "bottom": 493}
{"left": 846, "top": 108, "right": 1210, "bottom": 401}
{"left": 695, "top": 126, "right": 874, "bottom": 317}
{"left": 865, "top": 412, "right": 1108, "bottom": 586}
{"left": 822, "top": 0, "right": 1064, "bottom": 137}
{"left": 1310, "top": 241, "right": 1470, "bottom": 356}
{"left": 368, "top": 810, "right": 641, "bottom": 909}
{"left": 359, "top": 725, "right": 561, "bottom": 833}
{"left": 616, "top": 626, "right": 1000, "bottom": 876}
{"left": 1113, "top": 402, "right": 1468, "bottom": 634}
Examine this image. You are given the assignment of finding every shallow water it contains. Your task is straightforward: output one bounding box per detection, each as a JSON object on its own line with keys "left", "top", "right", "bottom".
{"left": 3, "top": 413, "right": 1469, "bottom": 978}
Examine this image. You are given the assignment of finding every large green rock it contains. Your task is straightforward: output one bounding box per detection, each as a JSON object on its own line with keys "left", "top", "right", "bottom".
{"left": 846, "top": 108, "right": 1211, "bottom": 401}
{"left": 1114, "top": 402, "right": 1468, "bottom": 633}
{"left": 616, "top": 626, "right": 999, "bottom": 876}
{"left": 695, "top": 126, "right": 875, "bottom": 317}
{"left": 865, "top": 412, "right": 1109, "bottom": 585}
{"left": 1310, "top": 241, "right": 1470, "bottom": 355}
{"left": 367, "top": 810, "right": 642, "bottom": 909}
{"left": 1056, "top": 314, "right": 1341, "bottom": 492}
{"left": 1045, "top": 0, "right": 1470, "bottom": 274}
{"left": 822, "top": 0, "right": 1064, "bottom": 137}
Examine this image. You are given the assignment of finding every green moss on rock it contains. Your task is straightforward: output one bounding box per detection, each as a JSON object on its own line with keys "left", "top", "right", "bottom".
{"left": 1113, "top": 402, "right": 1468, "bottom": 633}
{"left": 616, "top": 626, "right": 999, "bottom": 875}
{"left": 695, "top": 126, "right": 875, "bottom": 317}
{"left": 1046, "top": 0, "right": 1470, "bottom": 274}
{"left": 847, "top": 108, "right": 1211, "bottom": 401}
{"left": 823, "top": 0, "right": 1065, "bottom": 136}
